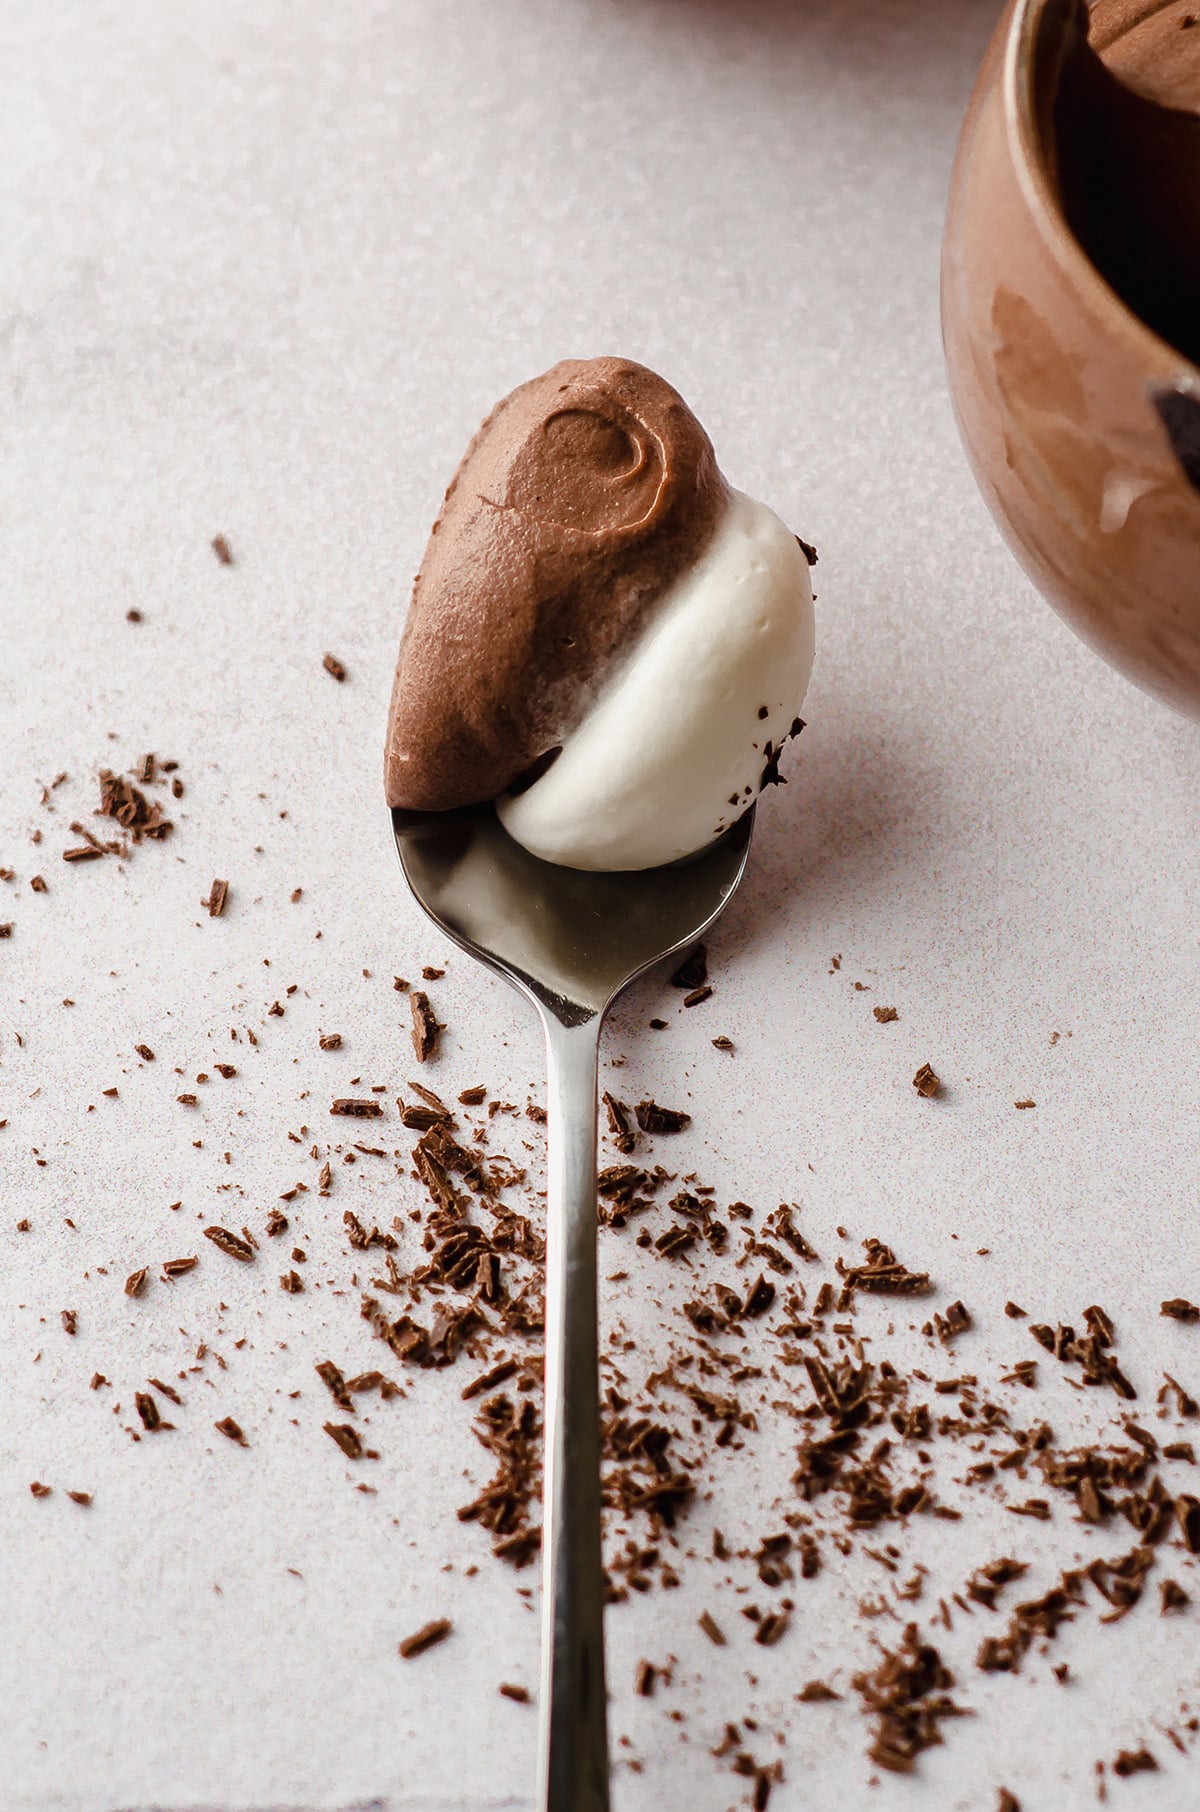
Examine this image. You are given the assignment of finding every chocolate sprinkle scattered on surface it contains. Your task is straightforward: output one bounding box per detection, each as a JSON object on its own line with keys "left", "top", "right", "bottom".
{"left": 602, "top": 1092, "right": 636, "bottom": 1154}
{"left": 1112, "top": 1747, "right": 1157, "bottom": 1776}
{"left": 135, "top": 1392, "right": 162, "bottom": 1431}
{"left": 410, "top": 991, "right": 439, "bottom": 1063}
{"left": 162, "top": 1256, "right": 198, "bottom": 1278}
{"left": 316, "top": 1360, "right": 353, "bottom": 1411}
{"left": 324, "top": 1421, "right": 365, "bottom": 1459}
{"left": 798, "top": 1681, "right": 840, "bottom": 1703}
{"left": 97, "top": 768, "right": 172, "bottom": 844}
{"left": 30, "top": 1482, "right": 51, "bottom": 1499}
{"left": 1160, "top": 1577, "right": 1190, "bottom": 1612}
{"left": 912, "top": 1063, "right": 941, "bottom": 1098}
{"left": 124, "top": 1268, "right": 148, "bottom": 1298}
{"left": 66, "top": 1490, "right": 92, "bottom": 1507}
{"left": 203, "top": 878, "right": 229, "bottom": 918}
{"left": 853, "top": 1624, "right": 964, "bottom": 1773}
{"left": 60, "top": 1309, "right": 77, "bottom": 1336}
{"left": 211, "top": 534, "right": 233, "bottom": 564}
{"left": 21, "top": 942, "right": 1200, "bottom": 1797}
{"left": 134, "top": 1043, "right": 154, "bottom": 1061}
{"left": 323, "top": 651, "right": 347, "bottom": 682}
{"left": 214, "top": 1417, "right": 248, "bottom": 1446}
{"left": 204, "top": 1224, "right": 255, "bottom": 1262}
{"left": 1162, "top": 1298, "right": 1200, "bottom": 1322}
{"left": 398, "top": 1618, "right": 452, "bottom": 1659}
{"left": 634, "top": 1099, "right": 691, "bottom": 1135}
{"left": 499, "top": 1682, "right": 530, "bottom": 1703}
{"left": 872, "top": 1006, "right": 899, "bottom": 1024}
{"left": 330, "top": 1098, "right": 384, "bottom": 1118}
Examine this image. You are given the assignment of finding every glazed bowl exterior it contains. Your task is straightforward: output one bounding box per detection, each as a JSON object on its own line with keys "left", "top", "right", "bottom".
{"left": 941, "top": 0, "right": 1200, "bottom": 713}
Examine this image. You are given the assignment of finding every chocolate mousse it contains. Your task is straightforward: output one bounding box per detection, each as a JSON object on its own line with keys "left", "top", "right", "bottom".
{"left": 385, "top": 358, "right": 726, "bottom": 813}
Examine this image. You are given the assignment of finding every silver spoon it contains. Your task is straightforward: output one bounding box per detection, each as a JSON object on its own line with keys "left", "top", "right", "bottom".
{"left": 390, "top": 801, "right": 756, "bottom": 1812}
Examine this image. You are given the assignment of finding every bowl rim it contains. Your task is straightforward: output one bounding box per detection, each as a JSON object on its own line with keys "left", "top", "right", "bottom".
{"left": 1004, "top": 0, "right": 1200, "bottom": 383}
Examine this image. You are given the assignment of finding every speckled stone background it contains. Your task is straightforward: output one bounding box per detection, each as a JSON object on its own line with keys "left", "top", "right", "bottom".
{"left": 4, "top": 1, "right": 1200, "bottom": 1807}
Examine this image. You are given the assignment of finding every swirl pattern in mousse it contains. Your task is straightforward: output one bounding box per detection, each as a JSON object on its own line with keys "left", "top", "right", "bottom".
{"left": 386, "top": 356, "right": 816, "bottom": 871}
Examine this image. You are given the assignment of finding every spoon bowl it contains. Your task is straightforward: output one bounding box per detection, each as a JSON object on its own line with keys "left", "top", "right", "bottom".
{"left": 391, "top": 801, "right": 754, "bottom": 1024}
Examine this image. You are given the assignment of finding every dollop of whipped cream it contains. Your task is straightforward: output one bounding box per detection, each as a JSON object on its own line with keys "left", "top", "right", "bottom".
{"left": 498, "top": 489, "right": 813, "bottom": 869}
{"left": 385, "top": 357, "right": 815, "bottom": 871}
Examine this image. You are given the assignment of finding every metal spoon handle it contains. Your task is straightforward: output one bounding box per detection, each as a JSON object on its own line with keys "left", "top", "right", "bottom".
{"left": 535, "top": 1012, "right": 610, "bottom": 1812}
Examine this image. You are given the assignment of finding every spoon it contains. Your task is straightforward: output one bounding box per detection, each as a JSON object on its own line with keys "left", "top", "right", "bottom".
{"left": 390, "top": 800, "right": 756, "bottom": 1812}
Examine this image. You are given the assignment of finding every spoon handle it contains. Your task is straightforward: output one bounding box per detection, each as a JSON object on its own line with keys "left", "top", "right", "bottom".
{"left": 536, "top": 1012, "right": 610, "bottom": 1812}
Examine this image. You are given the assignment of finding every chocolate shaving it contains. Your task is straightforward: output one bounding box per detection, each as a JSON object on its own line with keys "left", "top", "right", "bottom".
{"left": 1112, "top": 1748, "right": 1157, "bottom": 1776}
{"left": 324, "top": 1422, "right": 365, "bottom": 1459}
{"left": 603, "top": 1092, "right": 636, "bottom": 1154}
{"left": 135, "top": 1392, "right": 162, "bottom": 1431}
{"left": 316, "top": 1360, "right": 353, "bottom": 1410}
{"left": 204, "top": 1225, "right": 255, "bottom": 1262}
{"left": 1160, "top": 1578, "right": 1190, "bottom": 1612}
{"left": 399, "top": 1618, "right": 452, "bottom": 1659}
{"left": 634, "top": 1099, "right": 691, "bottom": 1135}
{"left": 97, "top": 769, "right": 172, "bottom": 842}
{"left": 837, "top": 1238, "right": 931, "bottom": 1300}
{"left": 853, "top": 1624, "right": 964, "bottom": 1773}
{"left": 410, "top": 991, "right": 439, "bottom": 1063}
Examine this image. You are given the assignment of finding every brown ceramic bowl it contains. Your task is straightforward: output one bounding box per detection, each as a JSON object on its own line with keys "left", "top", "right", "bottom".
{"left": 941, "top": 0, "right": 1200, "bottom": 714}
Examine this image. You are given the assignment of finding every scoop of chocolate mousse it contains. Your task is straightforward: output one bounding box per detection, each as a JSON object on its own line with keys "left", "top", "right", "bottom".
{"left": 384, "top": 357, "right": 727, "bottom": 813}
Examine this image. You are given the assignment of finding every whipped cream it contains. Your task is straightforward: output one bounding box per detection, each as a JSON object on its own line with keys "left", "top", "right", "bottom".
{"left": 498, "top": 489, "right": 815, "bottom": 871}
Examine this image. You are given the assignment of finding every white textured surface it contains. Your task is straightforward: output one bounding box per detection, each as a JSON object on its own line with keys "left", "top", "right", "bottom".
{"left": 4, "top": 1, "right": 1200, "bottom": 1809}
